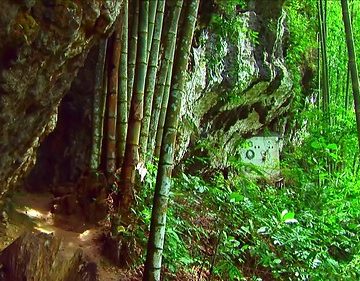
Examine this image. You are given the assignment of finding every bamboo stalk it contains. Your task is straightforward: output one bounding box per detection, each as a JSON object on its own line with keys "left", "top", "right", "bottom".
{"left": 341, "top": 0, "right": 360, "bottom": 151}
{"left": 147, "top": 3, "right": 182, "bottom": 158}
{"left": 90, "top": 39, "right": 108, "bottom": 171}
{"left": 317, "top": 32, "right": 321, "bottom": 110}
{"left": 117, "top": 0, "right": 129, "bottom": 168}
{"left": 127, "top": 0, "right": 140, "bottom": 114}
{"left": 143, "top": 1, "right": 199, "bottom": 279}
{"left": 318, "top": 0, "right": 330, "bottom": 124}
{"left": 106, "top": 20, "right": 123, "bottom": 174}
{"left": 345, "top": 63, "right": 350, "bottom": 111}
{"left": 154, "top": 64, "right": 172, "bottom": 158}
{"left": 147, "top": 0, "right": 158, "bottom": 58}
{"left": 140, "top": 0, "right": 165, "bottom": 161}
{"left": 120, "top": 0, "right": 149, "bottom": 216}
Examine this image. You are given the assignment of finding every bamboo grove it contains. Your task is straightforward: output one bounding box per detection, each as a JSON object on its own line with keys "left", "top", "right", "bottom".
{"left": 89, "top": 0, "right": 199, "bottom": 279}
{"left": 315, "top": 0, "right": 360, "bottom": 172}
{"left": 318, "top": 0, "right": 360, "bottom": 128}
{"left": 86, "top": 0, "right": 360, "bottom": 278}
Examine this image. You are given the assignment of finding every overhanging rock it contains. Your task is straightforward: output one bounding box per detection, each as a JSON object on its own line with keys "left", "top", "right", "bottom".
{"left": 0, "top": 0, "right": 122, "bottom": 196}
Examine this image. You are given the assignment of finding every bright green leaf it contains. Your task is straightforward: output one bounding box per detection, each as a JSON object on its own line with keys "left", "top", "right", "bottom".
{"left": 229, "top": 192, "right": 244, "bottom": 202}
{"left": 311, "top": 141, "right": 322, "bottom": 149}
{"left": 326, "top": 143, "right": 338, "bottom": 150}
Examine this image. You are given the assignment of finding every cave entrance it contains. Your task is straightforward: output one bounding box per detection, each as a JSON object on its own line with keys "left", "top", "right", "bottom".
{"left": 0, "top": 47, "right": 124, "bottom": 280}
{"left": 25, "top": 47, "right": 96, "bottom": 192}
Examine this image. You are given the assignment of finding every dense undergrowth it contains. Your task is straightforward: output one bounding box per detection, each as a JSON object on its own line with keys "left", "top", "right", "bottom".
{"left": 131, "top": 115, "right": 360, "bottom": 280}
{"left": 129, "top": 96, "right": 360, "bottom": 281}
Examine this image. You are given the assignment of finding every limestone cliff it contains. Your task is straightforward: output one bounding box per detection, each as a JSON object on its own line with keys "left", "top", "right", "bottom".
{"left": 0, "top": 0, "right": 122, "bottom": 194}
{"left": 178, "top": 0, "right": 293, "bottom": 169}
{"left": 1, "top": 0, "right": 301, "bottom": 192}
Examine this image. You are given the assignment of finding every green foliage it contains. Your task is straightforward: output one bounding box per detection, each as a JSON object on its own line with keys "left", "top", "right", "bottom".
{"left": 284, "top": 0, "right": 317, "bottom": 115}
{"left": 284, "top": 0, "right": 317, "bottom": 66}
{"left": 131, "top": 1, "right": 360, "bottom": 280}
{"left": 158, "top": 143, "right": 360, "bottom": 279}
{"left": 214, "top": 0, "right": 246, "bottom": 15}
{"left": 135, "top": 103, "right": 360, "bottom": 279}
{"left": 208, "top": 0, "right": 258, "bottom": 46}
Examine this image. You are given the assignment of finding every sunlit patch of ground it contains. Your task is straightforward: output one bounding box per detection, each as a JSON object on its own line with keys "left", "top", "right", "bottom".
{"left": 0, "top": 190, "right": 142, "bottom": 281}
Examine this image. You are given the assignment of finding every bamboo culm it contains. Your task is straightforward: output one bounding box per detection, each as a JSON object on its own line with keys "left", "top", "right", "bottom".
{"left": 147, "top": 3, "right": 182, "bottom": 158}
{"left": 140, "top": 0, "right": 165, "bottom": 161}
{"left": 154, "top": 63, "right": 172, "bottom": 158}
{"left": 117, "top": 0, "right": 129, "bottom": 168}
{"left": 147, "top": 0, "right": 158, "bottom": 59}
{"left": 318, "top": 0, "right": 330, "bottom": 124}
{"left": 341, "top": 0, "right": 360, "bottom": 152}
{"left": 106, "top": 20, "right": 123, "bottom": 174}
{"left": 90, "top": 39, "right": 108, "bottom": 171}
{"left": 143, "top": 1, "right": 199, "bottom": 280}
{"left": 127, "top": 0, "right": 140, "bottom": 114}
{"left": 120, "top": 0, "right": 149, "bottom": 216}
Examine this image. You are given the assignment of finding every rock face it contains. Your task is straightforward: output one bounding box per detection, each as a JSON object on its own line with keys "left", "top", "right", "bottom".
{"left": 26, "top": 46, "right": 98, "bottom": 190}
{"left": 0, "top": 231, "right": 98, "bottom": 281}
{"left": 4, "top": 0, "right": 299, "bottom": 189}
{"left": 178, "top": 0, "right": 293, "bottom": 168}
{"left": 0, "top": 0, "right": 122, "bottom": 194}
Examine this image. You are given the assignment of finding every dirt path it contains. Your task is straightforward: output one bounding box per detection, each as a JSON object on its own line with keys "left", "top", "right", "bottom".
{"left": 0, "top": 191, "right": 140, "bottom": 281}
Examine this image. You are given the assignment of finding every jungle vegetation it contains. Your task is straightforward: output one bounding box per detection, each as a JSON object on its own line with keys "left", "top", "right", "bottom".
{"left": 88, "top": 0, "right": 360, "bottom": 280}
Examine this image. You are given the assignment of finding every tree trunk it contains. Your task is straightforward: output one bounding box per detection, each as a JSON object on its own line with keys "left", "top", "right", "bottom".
{"left": 120, "top": 0, "right": 149, "bottom": 217}
{"left": 154, "top": 65, "right": 173, "bottom": 158}
{"left": 318, "top": 0, "right": 330, "bottom": 124}
{"left": 345, "top": 63, "right": 350, "bottom": 111}
{"left": 147, "top": 0, "right": 158, "bottom": 58}
{"left": 140, "top": 0, "right": 165, "bottom": 161}
{"left": 90, "top": 39, "right": 108, "bottom": 171}
{"left": 341, "top": 0, "right": 360, "bottom": 151}
{"left": 147, "top": 3, "right": 182, "bottom": 159}
{"left": 106, "top": 20, "right": 123, "bottom": 174}
{"left": 317, "top": 32, "right": 321, "bottom": 110}
{"left": 127, "top": 0, "right": 140, "bottom": 114}
{"left": 143, "top": 1, "right": 199, "bottom": 280}
{"left": 117, "top": 0, "right": 129, "bottom": 168}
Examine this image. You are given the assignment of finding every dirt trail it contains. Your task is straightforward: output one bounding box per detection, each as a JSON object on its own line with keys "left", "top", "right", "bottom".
{"left": 0, "top": 191, "right": 137, "bottom": 281}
